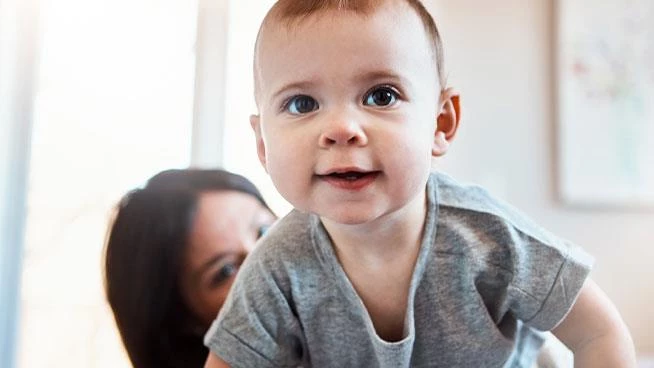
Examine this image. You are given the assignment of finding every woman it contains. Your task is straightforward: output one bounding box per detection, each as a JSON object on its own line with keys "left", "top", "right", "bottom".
{"left": 104, "top": 169, "right": 276, "bottom": 368}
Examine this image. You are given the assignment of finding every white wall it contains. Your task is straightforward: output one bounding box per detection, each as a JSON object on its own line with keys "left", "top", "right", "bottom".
{"left": 427, "top": 0, "right": 654, "bottom": 353}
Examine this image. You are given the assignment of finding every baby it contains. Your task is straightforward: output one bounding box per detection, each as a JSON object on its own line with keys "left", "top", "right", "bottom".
{"left": 204, "top": 0, "right": 636, "bottom": 367}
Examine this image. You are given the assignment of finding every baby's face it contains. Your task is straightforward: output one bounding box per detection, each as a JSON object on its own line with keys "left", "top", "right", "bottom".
{"left": 252, "top": 3, "right": 441, "bottom": 225}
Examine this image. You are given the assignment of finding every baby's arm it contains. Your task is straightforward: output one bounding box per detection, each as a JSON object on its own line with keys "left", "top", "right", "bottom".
{"left": 204, "top": 352, "right": 230, "bottom": 368}
{"left": 552, "top": 278, "right": 636, "bottom": 367}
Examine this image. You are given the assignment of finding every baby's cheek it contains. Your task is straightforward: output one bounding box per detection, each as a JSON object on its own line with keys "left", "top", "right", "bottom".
{"left": 388, "top": 143, "right": 432, "bottom": 186}
{"left": 266, "top": 155, "right": 306, "bottom": 203}
{"left": 267, "top": 150, "right": 293, "bottom": 179}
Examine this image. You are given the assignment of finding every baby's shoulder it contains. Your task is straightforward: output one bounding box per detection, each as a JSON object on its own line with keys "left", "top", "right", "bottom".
{"left": 431, "top": 172, "right": 559, "bottom": 247}
{"left": 238, "top": 210, "right": 326, "bottom": 297}
{"left": 432, "top": 171, "right": 502, "bottom": 215}
{"left": 248, "top": 209, "right": 316, "bottom": 263}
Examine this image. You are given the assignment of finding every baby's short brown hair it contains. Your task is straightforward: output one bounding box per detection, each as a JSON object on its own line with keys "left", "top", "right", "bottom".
{"left": 255, "top": 0, "right": 446, "bottom": 91}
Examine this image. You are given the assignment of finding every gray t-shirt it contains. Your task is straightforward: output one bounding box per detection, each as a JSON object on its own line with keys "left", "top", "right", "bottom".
{"left": 205, "top": 172, "right": 593, "bottom": 367}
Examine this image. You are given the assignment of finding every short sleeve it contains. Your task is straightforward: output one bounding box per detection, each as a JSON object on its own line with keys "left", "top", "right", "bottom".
{"left": 505, "top": 233, "right": 594, "bottom": 331}
{"left": 434, "top": 173, "right": 595, "bottom": 334}
{"left": 203, "top": 252, "right": 305, "bottom": 368}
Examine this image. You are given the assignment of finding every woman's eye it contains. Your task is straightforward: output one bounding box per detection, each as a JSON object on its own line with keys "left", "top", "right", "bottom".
{"left": 363, "top": 87, "right": 399, "bottom": 107}
{"left": 210, "top": 263, "right": 238, "bottom": 287}
{"left": 257, "top": 224, "right": 271, "bottom": 239}
{"left": 285, "top": 95, "right": 318, "bottom": 115}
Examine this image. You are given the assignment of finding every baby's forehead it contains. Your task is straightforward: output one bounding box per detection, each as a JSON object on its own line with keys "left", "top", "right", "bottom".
{"left": 254, "top": 3, "right": 430, "bottom": 65}
{"left": 253, "top": 0, "right": 444, "bottom": 99}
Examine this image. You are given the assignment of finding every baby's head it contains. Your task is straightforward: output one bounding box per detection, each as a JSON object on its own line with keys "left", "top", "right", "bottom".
{"left": 251, "top": 0, "right": 461, "bottom": 225}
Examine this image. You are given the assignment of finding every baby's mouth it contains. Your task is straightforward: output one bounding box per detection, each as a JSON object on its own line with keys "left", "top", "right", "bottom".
{"left": 326, "top": 171, "right": 370, "bottom": 180}
{"left": 318, "top": 168, "right": 379, "bottom": 178}
{"left": 317, "top": 170, "right": 381, "bottom": 190}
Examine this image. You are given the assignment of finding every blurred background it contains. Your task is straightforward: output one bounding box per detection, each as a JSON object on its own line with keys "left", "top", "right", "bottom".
{"left": 0, "top": 0, "right": 652, "bottom": 367}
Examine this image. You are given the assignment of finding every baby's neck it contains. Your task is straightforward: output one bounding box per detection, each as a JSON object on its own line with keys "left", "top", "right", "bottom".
{"left": 322, "top": 190, "right": 428, "bottom": 264}
{"left": 321, "top": 190, "right": 429, "bottom": 342}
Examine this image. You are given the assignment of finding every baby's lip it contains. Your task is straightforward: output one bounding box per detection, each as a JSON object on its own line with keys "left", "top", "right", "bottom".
{"left": 318, "top": 167, "right": 371, "bottom": 176}
{"left": 316, "top": 169, "right": 381, "bottom": 190}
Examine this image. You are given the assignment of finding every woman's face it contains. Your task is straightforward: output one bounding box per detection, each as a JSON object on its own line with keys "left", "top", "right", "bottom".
{"left": 180, "top": 190, "right": 276, "bottom": 329}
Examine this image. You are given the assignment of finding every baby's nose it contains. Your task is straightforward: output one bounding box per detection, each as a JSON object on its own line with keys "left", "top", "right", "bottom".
{"left": 318, "top": 113, "right": 368, "bottom": 148}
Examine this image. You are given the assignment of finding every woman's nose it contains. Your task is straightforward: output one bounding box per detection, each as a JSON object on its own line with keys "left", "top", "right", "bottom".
{"left": 318, "top": 110, "right": 368, "bottom": 148}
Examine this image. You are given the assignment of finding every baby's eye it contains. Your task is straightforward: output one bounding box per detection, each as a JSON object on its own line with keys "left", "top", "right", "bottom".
{"left": 363, "top": 87, "right": 399, "bottom": 107}
{"left": 285, "top": 95, "right": 319, "bottom": 115}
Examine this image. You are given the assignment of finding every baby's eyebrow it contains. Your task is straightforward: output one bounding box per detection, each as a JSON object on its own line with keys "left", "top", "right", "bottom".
{"left": 354, "top": 69, "right": 406, "bottom": 85}
{"left": 267, "top": 70, "right": 408, "bottom": 102}
{"left": 270, "top": 80, "right": 315, "bottom": 101}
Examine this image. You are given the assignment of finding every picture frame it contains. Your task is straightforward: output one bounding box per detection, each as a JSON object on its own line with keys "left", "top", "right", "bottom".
{"left": 556, "top": 0, "right": 654, "bottom": 207}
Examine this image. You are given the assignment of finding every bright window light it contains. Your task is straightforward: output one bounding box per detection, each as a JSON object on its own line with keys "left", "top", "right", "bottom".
{"left": 18, "top": 0, "right": 198, "bottom": 366}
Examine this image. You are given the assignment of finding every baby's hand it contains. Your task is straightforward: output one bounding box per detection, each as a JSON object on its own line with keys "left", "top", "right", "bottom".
{"left": 552, "top": 279, "right": 636, "bottom": 367}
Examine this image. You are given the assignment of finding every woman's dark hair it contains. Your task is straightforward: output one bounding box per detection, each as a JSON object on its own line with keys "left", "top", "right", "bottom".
{"left": 104, "top": 169, "right": 270, "bottom": 368}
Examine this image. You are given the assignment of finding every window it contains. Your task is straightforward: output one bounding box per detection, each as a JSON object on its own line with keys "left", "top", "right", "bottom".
{"left": 17, "top": 0, "right": 198, "bottom": 366}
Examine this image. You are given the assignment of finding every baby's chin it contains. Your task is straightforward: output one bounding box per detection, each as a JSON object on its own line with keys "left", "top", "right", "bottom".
{"left": 315, "top": 206, "right": 390, "bottom": 228}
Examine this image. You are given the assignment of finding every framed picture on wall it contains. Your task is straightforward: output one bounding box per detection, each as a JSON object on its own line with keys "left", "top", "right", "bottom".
{"left": 556, "top": 0, "right": 654, "bottom": 207}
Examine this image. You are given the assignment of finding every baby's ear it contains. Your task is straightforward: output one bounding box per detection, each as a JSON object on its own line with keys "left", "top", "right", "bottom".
{"left": 432, "top": 88, "right": 461, "bottom": 157}
{"left": 249, "top": 114, "right": 267, "bottom": 170}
